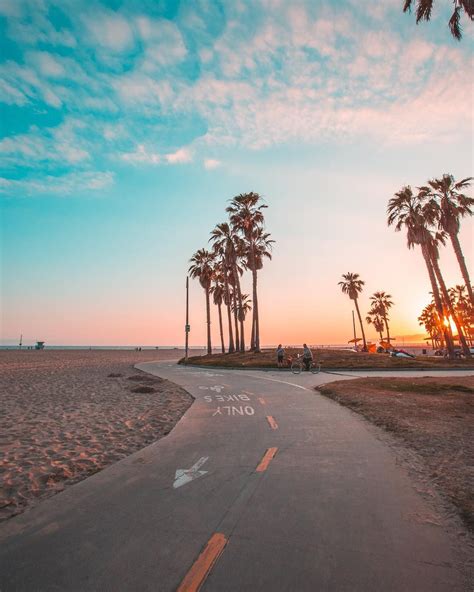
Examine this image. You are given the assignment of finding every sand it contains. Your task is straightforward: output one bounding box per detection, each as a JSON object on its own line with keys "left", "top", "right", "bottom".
{"left": 0, "top": 349, "right": 203, "bottom": 522}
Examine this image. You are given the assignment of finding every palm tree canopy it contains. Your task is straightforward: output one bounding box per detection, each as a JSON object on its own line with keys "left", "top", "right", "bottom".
{"left": 189, "top": 249, "right": 214, "bottom": 290}
{"left": 370, "top": 291, "right": 394, "bottom": 315}
{"left": 419, "top": 174, "right": 473, "bottom": 235}
{"left": 226, "top": 192, "right": 267, "bottom": 240}
{"left": 403, "top": 0, "right": 474, "bottom": 40}
{"left": 339, "top": 272, "right": 365, "bottom": 300}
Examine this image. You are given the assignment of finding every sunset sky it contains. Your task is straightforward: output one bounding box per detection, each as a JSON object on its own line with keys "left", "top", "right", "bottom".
{"left": 1, "top": 0, "right": 472, "bottom": 347}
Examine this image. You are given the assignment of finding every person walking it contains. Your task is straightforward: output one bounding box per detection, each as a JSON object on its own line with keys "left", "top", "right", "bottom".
{"left": 302, "top": 343, "right": 313, "bottom": 371}
{"left": 276, "top": 344, "right": 285, "bottom": 368}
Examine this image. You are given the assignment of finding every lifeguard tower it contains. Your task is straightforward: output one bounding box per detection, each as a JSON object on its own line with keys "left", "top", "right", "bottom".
{"left": 35, "top": 341, "right": 45, "bottom": 350}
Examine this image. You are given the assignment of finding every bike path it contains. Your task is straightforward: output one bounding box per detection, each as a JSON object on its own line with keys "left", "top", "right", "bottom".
{"left": 0, "top": 364, "right": 469, "bottom": 591}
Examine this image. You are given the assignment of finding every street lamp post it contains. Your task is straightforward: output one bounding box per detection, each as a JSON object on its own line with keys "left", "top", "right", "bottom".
{"left": 185, "top": 276, "right": 190, "bottom": 363}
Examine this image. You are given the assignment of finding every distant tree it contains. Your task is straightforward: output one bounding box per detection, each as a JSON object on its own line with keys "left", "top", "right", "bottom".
{"left": 189, "top": 249, "right": 214, "bottom": 355}
{"left": 403, "top": 0, "right": 473, "bottom": 40}
{"left": 370, "top": 291, "right": 394, "bottom": 342}
{"left": 339, "top": 272, "right": 367, "bottom": 351}
{"left": 210, "top": 271, "right": 226, "bottom": 354}
{"left": 366, "top": 309, "right": 385, "bottom": 341}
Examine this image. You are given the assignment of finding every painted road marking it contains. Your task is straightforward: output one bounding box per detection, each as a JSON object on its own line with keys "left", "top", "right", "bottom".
{"left": 266, "top": 415, "right": 278, "bottom": 430}
{"left": 258, "top": 397, "right": 266, "bottom": 405}
{"left": 249, "top": 375, "right": 310, "bottom": 391}
{"left": 173, "top": 457, "right": 209, "bottom": 489}
{"left": 241, "top": 390, "right": 254, "bottom": 395}
{"left": 256, "top": 447, "right": 278, "bottom": 472}
{"left": 212, "top": 405, "right": 255, "bottom": 416}
{"left": 203, "top": 394, "right": 250, "bottom": 403}
{"left": 177, "top": 532, "right": 227, "bottom": 592}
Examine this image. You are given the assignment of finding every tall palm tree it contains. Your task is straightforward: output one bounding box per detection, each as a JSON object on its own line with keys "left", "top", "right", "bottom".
{"left": 402, "top": 0, "right": 474, "bottom": 40}
{"left": 212, "top": 251, "right": 234, "bottom": 353}
{"left": 366, "top": 309, "right": 385, "bottom": 341}
{"left": 210, "top": 271, "right": 226, "bottom": 354}
{"left": 339, "top": 272, "right": 367, "bottom": 351}
{"left": 227, "top": 192, "right": 273, "bottom": 352}
{"left": 370, "top": 292, "right": 394, "bottom": 342}
{"left": 210, "top": 223, "right": 246, "bottom": 352}
{"left": 387, "top": 186, "right": 456, "bottom": 358}
{"left": 189, "top": 248, "right": 214, "bottom": 355}
{"left": 419, "top": 174, "right": 473, "bottom": 303}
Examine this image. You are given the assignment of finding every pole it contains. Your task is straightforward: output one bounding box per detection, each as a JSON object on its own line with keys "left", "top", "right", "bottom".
{"left": 185, "top": 276, "right": 189, "bottom": 363}
{"left": 352, "top": 310, "right": 357, "bottom": 344}
{"left": 19, "top": 334, "right": 22, "bottom": 350}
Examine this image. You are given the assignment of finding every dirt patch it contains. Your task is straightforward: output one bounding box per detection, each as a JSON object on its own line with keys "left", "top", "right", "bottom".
{"left": 317, "top": 376, "right": 474, "bottom": 534}
{"left": 131, "top": 385, "right": 156, "bottom": 394}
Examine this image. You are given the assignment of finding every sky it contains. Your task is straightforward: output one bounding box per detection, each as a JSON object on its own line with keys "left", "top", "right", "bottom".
{"left": 0, "top": 0, "right": 472, "bottom": 347}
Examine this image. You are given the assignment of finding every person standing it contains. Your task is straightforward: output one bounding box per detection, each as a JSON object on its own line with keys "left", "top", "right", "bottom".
{"left": 302, "top": 343, "right": 313, "bottom": 371}
{"left": 276, "top": 344, "right": 285, "bottom": 368}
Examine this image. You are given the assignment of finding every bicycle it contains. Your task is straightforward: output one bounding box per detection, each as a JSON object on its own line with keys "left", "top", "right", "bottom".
{"left": 290, "top": 354, "right": 321, "bottom": 375}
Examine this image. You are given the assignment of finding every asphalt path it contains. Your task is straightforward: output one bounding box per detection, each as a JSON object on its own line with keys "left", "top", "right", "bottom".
{"left": 0, "top": 363, "right": 471, "bottom": 591}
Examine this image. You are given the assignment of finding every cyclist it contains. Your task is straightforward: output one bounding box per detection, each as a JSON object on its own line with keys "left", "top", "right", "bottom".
{"left": 302, "top": 343, "right": 313, "bottom": 371}
{"left": 276, "top": 344, "right": 285, "bottom": 368}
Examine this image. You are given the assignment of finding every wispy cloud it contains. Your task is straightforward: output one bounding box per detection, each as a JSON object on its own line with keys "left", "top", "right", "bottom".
{"left": 0, "top": 171, "right": 114, "bottom": 196}
{"left": 121, "top": 145, "right": 193, "bottom": 165}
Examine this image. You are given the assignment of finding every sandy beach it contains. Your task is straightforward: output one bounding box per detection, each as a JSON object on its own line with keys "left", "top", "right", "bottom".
{"left": 0, "top": 349, "right": 203, "bottom": 522}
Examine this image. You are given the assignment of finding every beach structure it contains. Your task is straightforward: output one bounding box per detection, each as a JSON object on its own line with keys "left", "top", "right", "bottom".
{"left": 35, "top": 341, "right": 45, "bottom": 350}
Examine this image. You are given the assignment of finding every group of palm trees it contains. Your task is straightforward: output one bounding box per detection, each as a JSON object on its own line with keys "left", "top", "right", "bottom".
{"left": 418, "top": 284, "right": 473, "bottom": 350}
{"left": 387, "top": 173, "right": 473, "bottom": 358}
{"left": 189, "top": 192, "right": 274, "bottom": 355}
{"left": 338, "top": 273, "right": 394, "bottom": 351}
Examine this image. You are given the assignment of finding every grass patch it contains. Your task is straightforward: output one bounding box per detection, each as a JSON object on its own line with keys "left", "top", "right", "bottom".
{"left": 318, "top": 376, "right": 474, "bottom": 533}
{"left": 180, "top": 348, "right": 474, "bottom": 370}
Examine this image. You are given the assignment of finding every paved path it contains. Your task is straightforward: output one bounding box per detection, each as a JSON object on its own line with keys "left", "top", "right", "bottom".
{"left": 0, "top": 364, "right": 471, "bottom": 591}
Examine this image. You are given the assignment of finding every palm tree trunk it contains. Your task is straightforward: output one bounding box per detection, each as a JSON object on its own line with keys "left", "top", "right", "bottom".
{"left": 233, "top": 262, "right": 245, "bottom": 352}
{"left": 232, "top": 288, "right": 240, "bottom": 351}
{"left": 449, "top": 231, "right": 474, "bottom": 304}
{"left": 421, "top": 245, "right": 455, "bottom": 358}
{"left": 205, "top": 288, "right": 212, "bottom": 355}
{"left": 383, "top": 315, "right": 391, "bottom": 342}
{"left": 431, "top": 255, "right": 471, "bottom": 357}
{"left": 224, "top": 275, "right": 234, "bottom": 353}
{"left": 252, "top": 266, "right": 261, "bottom": 352}
{"left": 218, "top": 302, "right": 225, "bottom": 354}
{"left": 250, "top": 317, "right": 255, "bottom": 351}
{"left": 353, "top": 298, "right": 367, "bottom": 351}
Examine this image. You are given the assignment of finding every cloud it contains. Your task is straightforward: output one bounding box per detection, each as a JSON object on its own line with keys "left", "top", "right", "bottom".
{"left": 165, "top": 147, "right": 192, "bottom": 164}
{"left": 0, "top": 171, "right": 114, "bottom": 196}
{"left": 121, "top": 145, "right": 193, "bottom": 165}
{"left": 82, "top": 10, "right": 134, "bottom": 52}
{"left": 204, "top": 158, "right": 221, "bottom": 169}
{"left": 0, "top": 118, "right": 92, "bottom": 168}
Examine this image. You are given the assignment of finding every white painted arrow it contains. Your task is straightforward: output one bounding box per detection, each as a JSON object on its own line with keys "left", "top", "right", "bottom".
{"left": 173, "top": 456, "right": 209, "bottom": 489}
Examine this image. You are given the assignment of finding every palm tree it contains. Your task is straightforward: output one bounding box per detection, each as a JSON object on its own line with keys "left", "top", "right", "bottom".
{"left": 366, "top": 309, "right": 385, "bottom": 341}
{"left": 426, "top": 232, "right": 471, "bottom": 356}
{"left": 419, "top": 174, "right": 473, "bottom": 303}
{"left": 370, "top": 291, "right": 394, "bottom": 342}
{"left": 210, "top": 223, "right": 246, "bottom": 352}
{"left": 227, "top": 192, "right": 274, "bottom": 352}
{"left": 189, "top": 249, "right": 214, "bottom": 355}
{"left": 449, "top": 285, "right": 474, "bottom": 345}
{"left": 339, "top": 272, "right": 368, "bottom": 351}
{"left": 387, "top": 185, "right": 456, "bottom": 358}
{"left": 232, "top": 293, "right": 252, "bottom": 324}
{"left": 418, "top": 301, "right": 443, "bottom": 349}
{"left": 402, "top": 0, "right": 474, "bottom": 40}
{"left": 210, "top": 271, "right": 226, "bottom": 354}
